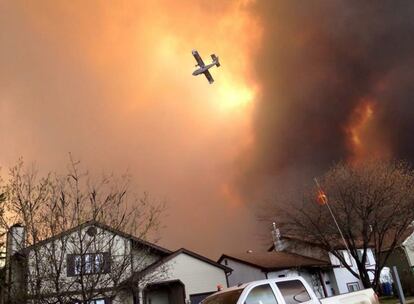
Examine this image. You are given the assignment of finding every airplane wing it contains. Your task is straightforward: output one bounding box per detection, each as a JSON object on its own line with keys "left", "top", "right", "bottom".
{"left": 203, "top": 70, "right": 214, "bottom": 84}
{"left": 192, "top": 50, "right": 205, "bottom": 67}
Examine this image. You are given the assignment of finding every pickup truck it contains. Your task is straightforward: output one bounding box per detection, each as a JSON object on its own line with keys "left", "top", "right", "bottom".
{"left": 202, "top": 277, "right": 379, "bottom": 304}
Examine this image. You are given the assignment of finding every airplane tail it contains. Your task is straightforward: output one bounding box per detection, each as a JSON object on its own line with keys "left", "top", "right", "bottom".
{"left": 211, "top": 54, "right": 220, "bottom": 67}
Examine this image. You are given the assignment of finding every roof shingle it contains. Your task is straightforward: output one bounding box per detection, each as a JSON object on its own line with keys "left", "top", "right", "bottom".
{"left": 219, "top": 251, "right": 331, "bottom": 271}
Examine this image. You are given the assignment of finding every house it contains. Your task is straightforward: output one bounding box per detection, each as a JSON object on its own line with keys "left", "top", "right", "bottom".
{"left": 2, "top": 221, "right": 231, "bottom": 304}
{"left": 382, "top": 228, "right": 414, "bottom": 295}
{"left": 218, "top": 251, "right": 333, "bottom": 298}
{"left": 268, "top": 233, "right": 376, "bottom": 295}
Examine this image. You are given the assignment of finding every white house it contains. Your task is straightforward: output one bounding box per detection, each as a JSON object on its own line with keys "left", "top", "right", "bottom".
{"left": 268, "top": 234, "right": 377, "bottom": 295}
{"left": 218, "top": 251, "right": 333, "bottom": 298}
{"left": 2, "top": 221, "right": 231, "bottom": 304}
{"left": 328, "top": 249, "right": 376, "bottom": 294}
{"left": 139, "top": 249, "right": 229, "bottom": 304}
{"left": 381, "top": 227, "right": 414, "bottom": 295}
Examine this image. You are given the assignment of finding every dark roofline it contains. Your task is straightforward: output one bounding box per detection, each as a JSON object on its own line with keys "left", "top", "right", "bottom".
{"left": 218, "top": 251, "right": 331, "bottom": 272}
{"left": 23, "top": 220, "right": 171, "bottom": 255}
{"left": 268, "top": 235, "right": 371, "bottom": 251}
{"left": 267, "top": 235, "right": 326, "bottom": 252}
{"left": 218, "top": 254, "right": 265, "bottom": 270}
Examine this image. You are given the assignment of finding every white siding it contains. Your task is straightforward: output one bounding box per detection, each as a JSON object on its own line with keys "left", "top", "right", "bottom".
{"left": 221, "top": 258, "right": 266, "bottom": 287}
{"left": 328, "top": 249, "right": 376, "bottom": 294}
{"left": 150, "top": 253, "right": 228, "bottom": 301}
{"left": 132, "top": 246, "right": 162, "bottom": 272}
{"left": 403, "top": 232, "right": 414, "bottom": 267}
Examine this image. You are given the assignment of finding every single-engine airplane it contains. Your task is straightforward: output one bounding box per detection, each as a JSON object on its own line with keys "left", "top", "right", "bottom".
{"left": 192, "top": 50, "right": 220, "bottom": 84}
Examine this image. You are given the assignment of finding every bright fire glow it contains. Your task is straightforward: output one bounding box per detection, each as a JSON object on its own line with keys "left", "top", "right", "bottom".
{"left": 348, "top": 101, "right": 374, "bottom": 148}
{"left": 345, "top": 97, "right": 389, "bottom": 163}
{"left": 217, "top": 80, "right": 256, "bottom": 111}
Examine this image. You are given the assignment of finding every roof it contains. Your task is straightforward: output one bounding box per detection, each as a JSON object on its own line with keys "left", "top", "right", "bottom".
{"left": 268, "top": 235, "right": 373, "bottom": 251}
{"left": 132, "top": 248, "right": 232, "bottom": 280}
{"left": 23, "top": 220, "right": 171, "bottom": 255}
{"left": 218, "top": 251, "right": 331, "bottom": 271}
{"left": 382, "top": 226, "right": 414, "bottom": 252}
{"left": 269, "top": 226, "right": 414, "bottom": 252}
{"left": 267, "top": 235, "right": 322, "bottom": 252}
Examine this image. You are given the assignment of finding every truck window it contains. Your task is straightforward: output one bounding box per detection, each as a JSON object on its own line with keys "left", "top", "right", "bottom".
{"left": 245, "top": 284, "right": 278, "bottom": 304}
{"left": 202, "top": 289, "right": 243, "bottom": 304}
{"left": 276, "top": 280, "right": 311, "bottom": 304}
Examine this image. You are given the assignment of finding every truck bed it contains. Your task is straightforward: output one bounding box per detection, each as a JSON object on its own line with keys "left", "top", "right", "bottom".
{"left": 321, "top": 288, "right": 378, "bottom": 304}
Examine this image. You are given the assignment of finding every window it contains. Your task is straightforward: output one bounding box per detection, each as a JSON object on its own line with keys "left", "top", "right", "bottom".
{"left": 85, "top": 254, "right": 93, "bottom": 274}
{"left": 74, "top": 255, "right": 82, "bottom": 275}
{"left": 67, "top": 253, "right": 110, "bottom": 276}
{"left": 357, "top": 250, "right": 371, "bottom": 265}
{"left": 276, "top": 280, "right": 311, "bottom": 304}
{"left": 202, "top": 289, "right": 243, "bottom": 304}
{"left": 340, "top": 251, "right": 352, "bottom": 267}
{"left": 95, "top": 253, "right": 104, "bottom": 272}
{"left": 347, "top": 282, "right": 360, "bottom": 292}
{"left": 245, "top": 284, "right": 278, "bottom": 304}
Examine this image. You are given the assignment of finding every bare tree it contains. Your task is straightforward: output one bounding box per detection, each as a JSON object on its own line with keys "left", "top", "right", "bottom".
{"left": 1, "top": 158, "right": 166, "bottom": 304}
{"left": 268, "top": 160, "right": 414, "bottom": 291}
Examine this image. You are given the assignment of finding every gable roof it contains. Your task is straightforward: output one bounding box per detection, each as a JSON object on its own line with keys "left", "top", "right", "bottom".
{"left": 130, "top": 248, "right": 232, "bottom": 282}
{"left": 22, "top": 220, "right": 171, "bottom": 255}
{"left": 218, "top": 251, "right": 331, "bottom": 271}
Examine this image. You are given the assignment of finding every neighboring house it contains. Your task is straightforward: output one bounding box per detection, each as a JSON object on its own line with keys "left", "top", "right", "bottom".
{"left": 218, "top": 251, "right": 333, "bottom": 298}
{"left": 136, "top": 249, "right": 230, "bottom": 304}
{"left": 268, "top": 233, "right": 376, "bottom": 295}
{"left": 327, "top": 249, "right": 376, "bottom": 294}
{"left": 382, "top": 228, "right": 414, "bottom": 295}
{"left": 3, "top": 221, "right": 230, "bottom": 304}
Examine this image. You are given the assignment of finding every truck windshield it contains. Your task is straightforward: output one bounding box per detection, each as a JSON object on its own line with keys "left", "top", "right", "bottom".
{"left": 202, "top": 289, "right": 244, "bottom": 304}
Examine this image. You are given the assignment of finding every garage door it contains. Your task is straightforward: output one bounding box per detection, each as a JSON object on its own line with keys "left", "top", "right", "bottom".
{"left": 190, "top": 292, "right": 215, "bottom": 304}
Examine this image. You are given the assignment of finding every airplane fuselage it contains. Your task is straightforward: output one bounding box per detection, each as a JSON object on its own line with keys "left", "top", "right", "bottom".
{"left": 192, "top": 63, "right": 217, "bottom": 76}
{"left": 191, "top": 49, "right": 220, "bottom": 83}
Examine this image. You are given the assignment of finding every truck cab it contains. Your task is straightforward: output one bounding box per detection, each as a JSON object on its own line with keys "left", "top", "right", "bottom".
{"left": 201, "top": 277, "right": 379, "bottom": 304}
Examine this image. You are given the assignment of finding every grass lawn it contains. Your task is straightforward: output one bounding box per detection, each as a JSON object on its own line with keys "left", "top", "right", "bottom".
{"left": 380, "top": 296, "right": 414, "bottom": 304}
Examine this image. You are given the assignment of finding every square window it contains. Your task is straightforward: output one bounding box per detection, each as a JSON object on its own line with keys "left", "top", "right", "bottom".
{"left": 347, "top": 282, "right": 360, "bottom": 292}
{"left": 69, "top": 253, "right": 109, "bottom": 276}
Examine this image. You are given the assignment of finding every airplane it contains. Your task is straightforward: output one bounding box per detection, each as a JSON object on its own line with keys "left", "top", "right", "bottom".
{"left": 192, "top": 49, "right": 220, "bottom": 84}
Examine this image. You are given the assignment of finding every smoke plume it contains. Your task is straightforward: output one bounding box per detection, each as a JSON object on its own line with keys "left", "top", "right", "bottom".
{"left": 2, "top": 1, "right": 414, "bottom": 256}
{"left": 239, "top": 1, "right": 414, "bottom": 199}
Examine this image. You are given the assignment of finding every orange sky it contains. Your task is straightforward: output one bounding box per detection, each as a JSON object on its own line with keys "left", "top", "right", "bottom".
{"left": 2, "top": 1, "right": 413, "bottom": 258}
{"left": 0, "top": 0, "right": 265, "bottom": 257}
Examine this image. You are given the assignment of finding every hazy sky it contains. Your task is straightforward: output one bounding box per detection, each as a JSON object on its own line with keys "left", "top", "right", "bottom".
{"left": 1, "top": 1, "right": 414, "bottom": 258}
{"left": 0, "top": 0, "right": 263, "bottom": 257}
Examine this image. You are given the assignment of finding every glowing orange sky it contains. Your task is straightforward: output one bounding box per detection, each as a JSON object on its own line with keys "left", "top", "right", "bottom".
{"left": 0, "top": 0, "right": 264, "bottom": 256}
{"left": 2, "top": 0, "right": 413, "bottom": 257}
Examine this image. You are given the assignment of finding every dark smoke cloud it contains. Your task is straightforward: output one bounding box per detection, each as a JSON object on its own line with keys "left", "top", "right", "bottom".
{"left": 239, "top": 1, "right": 414, "bottom": 199}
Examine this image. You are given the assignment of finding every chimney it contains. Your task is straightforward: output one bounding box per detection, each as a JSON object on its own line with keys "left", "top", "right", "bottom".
{"left": 6, "top": 223, "right": 25, "bottom": 258}
{"left": 5, "top": 224, "right": 26, "bottom": 303}
{"left": 271, "top": 222, "right": 285, "bottom": 251}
